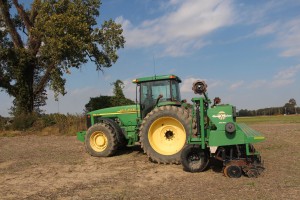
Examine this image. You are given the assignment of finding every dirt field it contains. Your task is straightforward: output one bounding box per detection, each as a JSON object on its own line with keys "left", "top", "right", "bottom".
{"left": 0, "top": 123, "right": 299, "bottom": 199}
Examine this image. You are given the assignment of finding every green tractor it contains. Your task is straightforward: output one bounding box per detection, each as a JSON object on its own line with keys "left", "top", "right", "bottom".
{"left": 77, "top": 74, "right": 191, "bottom": 164}
{"left": 77, "top": 74, "right": 265, "bottom": 177}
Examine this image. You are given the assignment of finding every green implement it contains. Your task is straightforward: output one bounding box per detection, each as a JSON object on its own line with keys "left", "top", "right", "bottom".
{"left": 238, "top": 123, "right": 265, "bottom": 143}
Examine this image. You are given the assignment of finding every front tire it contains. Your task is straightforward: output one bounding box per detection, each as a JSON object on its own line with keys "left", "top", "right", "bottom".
{"left": 139, "top": 106, "right": 192, "bottom": 164}
{"left": 85, "top": 123, "right": 118, "bottom": 157}
{"left": 100, "top": 118, "right": 127, "bottom": 148}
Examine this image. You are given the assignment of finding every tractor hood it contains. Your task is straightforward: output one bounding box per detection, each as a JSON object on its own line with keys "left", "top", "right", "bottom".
{"left": 88, "top": 105, "right": 140, "bottom": 117}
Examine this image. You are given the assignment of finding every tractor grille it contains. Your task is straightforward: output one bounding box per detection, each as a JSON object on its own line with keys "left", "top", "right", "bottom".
{"left": 86, "top": 114, "right": 92, "bottom": 128}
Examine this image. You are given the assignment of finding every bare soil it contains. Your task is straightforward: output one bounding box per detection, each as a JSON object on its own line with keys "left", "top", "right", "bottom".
{"left": 0, "top": 123, "right": 299, "bottom": 199}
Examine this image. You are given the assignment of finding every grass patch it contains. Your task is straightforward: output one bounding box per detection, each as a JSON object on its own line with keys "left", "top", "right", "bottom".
{"left": 237, "top": 115, "right": 300, "bottom": 124}
{"left": 0, "top": 131, "right": 24, "bottom": 137}
{"left": 245, "top": 182, "right": 255, "bottom": 187}
{"left": 0, "top": 113, "right": 86, "bottom": 137}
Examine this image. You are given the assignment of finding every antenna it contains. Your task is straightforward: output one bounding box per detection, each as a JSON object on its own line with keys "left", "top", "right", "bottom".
{"left": 57, "top": 95, "right": 60, "bottom": 113}
{"left": 153, "top": 54, "right": 156, "bottom": 76}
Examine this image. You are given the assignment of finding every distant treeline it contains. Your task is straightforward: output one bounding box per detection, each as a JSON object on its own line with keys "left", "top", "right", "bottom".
{"left": 238, "top": 107, "right": 300, "bottom": 116}
{"left": 238, "top": 98, "right": 299, "bottom": 117}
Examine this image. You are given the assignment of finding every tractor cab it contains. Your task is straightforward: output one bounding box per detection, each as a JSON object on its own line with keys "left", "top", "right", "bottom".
{"left": 133, "top": 75, "right": 182, "bottom": 118}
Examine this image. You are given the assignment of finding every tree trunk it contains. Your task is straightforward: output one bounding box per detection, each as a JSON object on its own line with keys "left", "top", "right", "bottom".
{"left": 13, "top": 61, "right": 35, "bottom": 114}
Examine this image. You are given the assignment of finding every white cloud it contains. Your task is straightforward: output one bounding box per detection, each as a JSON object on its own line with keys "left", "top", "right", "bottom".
{"left": 247, "top": 80, "right": 267, "bottom": 89}
{"left": 229, "top": 80, "right": 244, "bottom": 90}
{"left": 255, "top": 22, "right": 278, "bottom": 36}
{"left": 209, "top": 80, "right": 224, "bottom": 89}
{"left": 180, "top": 66, "right": 300, "bottom": 93}
{"left": 270, "top": 79, "right": 295, "bottom": 88}
{"left": 117, "top": 0, "right": 235, "bottom": 57}
{"left": 270, "top": 65, "right": 300, "bottom": 88}
{"left": 236, "top": 1, "right": 300, "bottom": 58}
{"left": 44, "top": 86, "right": 111, "bottom": 114}
{"left": 277, "top": 19, "right": 300, "bottom": 57}
{"left": 237, "top": 1, "right": 293, "bottom": 25}
{"left": 180, "top": 77, "right": 224, "bottom": 93}
{"left": 245, "top": 66, "right": 300, "bottom": 89}
{"left": 180, "top": 77, "right": 199, "bottom": 93}
{"left": 274, "top": 65, "right": 300, "bottom": 80}
{"left": 123, "top": 78, "right": 136, "bottom": 101}
{"left": 254, "top": 18, "right": 300, "bottom": 57}
{"left": 2, "top": 65, "right": 294, "bottom": 116}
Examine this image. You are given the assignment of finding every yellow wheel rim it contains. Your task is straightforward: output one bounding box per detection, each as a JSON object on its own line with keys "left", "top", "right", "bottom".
{"left": 90, "top": 131, "right": 108, "bottom": 152}
{"left": 148, "top": 117, "right": 186, "bottom": 155}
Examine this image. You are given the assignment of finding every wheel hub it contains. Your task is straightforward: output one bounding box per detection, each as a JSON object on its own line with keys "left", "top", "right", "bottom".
{"left": 90, "top": 131, "right": 108, "bottom": 152}
{"left": 96, "top": 136, "right": 105, "bottom": 146}
{"left": 165, "top": 130, "right": 175, "bottom": 140}
{"left": 188, "top": 153, "right": 200, "bottom": 162}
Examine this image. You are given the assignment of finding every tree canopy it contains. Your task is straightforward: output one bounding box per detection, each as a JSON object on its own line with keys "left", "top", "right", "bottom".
{"left": 0, "top": 0, "right": 125, "bottom": 115}
{"left": 85, "top": 80, "right": 134, "bottom": 112}
{"left": 284, "top": 98, "right": 297, "bottom": 115}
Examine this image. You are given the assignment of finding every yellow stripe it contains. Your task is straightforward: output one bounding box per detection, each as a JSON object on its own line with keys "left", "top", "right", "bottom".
{"left": 93, "top": 111, "right": 138, "bottom": 116}
{"left": 254, "top": 136, "right": 265, "bottom": 140}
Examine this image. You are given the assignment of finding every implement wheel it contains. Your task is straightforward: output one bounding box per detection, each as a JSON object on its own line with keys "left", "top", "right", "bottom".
{"left": 85, "top": 123, "right": 118, "bottom": 157}
{"left": 140, "top": 106, "right": 192, "bottom": 164}
{"left": 224, "top": 165, "right": 242, "bottom": 178}
{"left": 181, "top": 145, "right": 209, "bottom": 172}
{"left": 246, "top": 168, "right": 259, "bottom": 178}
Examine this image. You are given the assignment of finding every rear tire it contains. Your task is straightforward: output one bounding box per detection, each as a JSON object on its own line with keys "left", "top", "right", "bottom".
{"left": 85, "top": 123, "right": 118, "bottom": 157}
{"left": 139, "top": 106, "right": 192, "bottom": 164}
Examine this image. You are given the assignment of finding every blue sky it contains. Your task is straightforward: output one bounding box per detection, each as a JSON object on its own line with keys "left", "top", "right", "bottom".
{"left": 1, "top": 0, "right": 300, "bottom": 116}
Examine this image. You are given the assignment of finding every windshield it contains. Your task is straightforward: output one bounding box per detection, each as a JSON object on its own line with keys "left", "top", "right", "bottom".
{"left": 140, "top": 80, "right": 181, "bottom": 102}
{"left": 139, "top": 80, "right": 181, "bottom": 118}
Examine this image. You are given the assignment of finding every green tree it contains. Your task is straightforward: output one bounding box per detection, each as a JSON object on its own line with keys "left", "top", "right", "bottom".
{"left": 288, "top": 98, "right": 297, "bottom": 106}
{"left": 111, "top": 80, "right": 134, "bottom": 106}
{"left": 85, "top": 80, "right": 134, "bottom": 112}
{"left": 85, "top": 95, "right": 113, "bottom": 112}
{"left": 0, "top": 0, "right": 125, "bottom": 115}
{"left": 284, "top": 98, "right": 297, "bottom": 114}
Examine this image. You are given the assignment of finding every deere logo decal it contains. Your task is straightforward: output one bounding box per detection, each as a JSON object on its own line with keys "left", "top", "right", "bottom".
{"left": 212, "top": 111, "right": 232, "bottom": 120}
{"left": 92, "top": 108, "right": 139, "bottom": 116}
{"left": 117, "top": 108, "right": 137, "bottom": 113}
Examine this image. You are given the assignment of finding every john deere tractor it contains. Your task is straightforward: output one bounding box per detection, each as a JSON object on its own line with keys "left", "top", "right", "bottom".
{"left": 77, "top": 74, "right": 265, "bottom": 177}
{"left": 77, "top": 74, "right": 191, "bottom": 164}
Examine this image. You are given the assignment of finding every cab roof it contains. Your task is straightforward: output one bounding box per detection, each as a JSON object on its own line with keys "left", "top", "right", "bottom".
{"left": 132, "top": 74, "right": 182, "bottom": 84}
